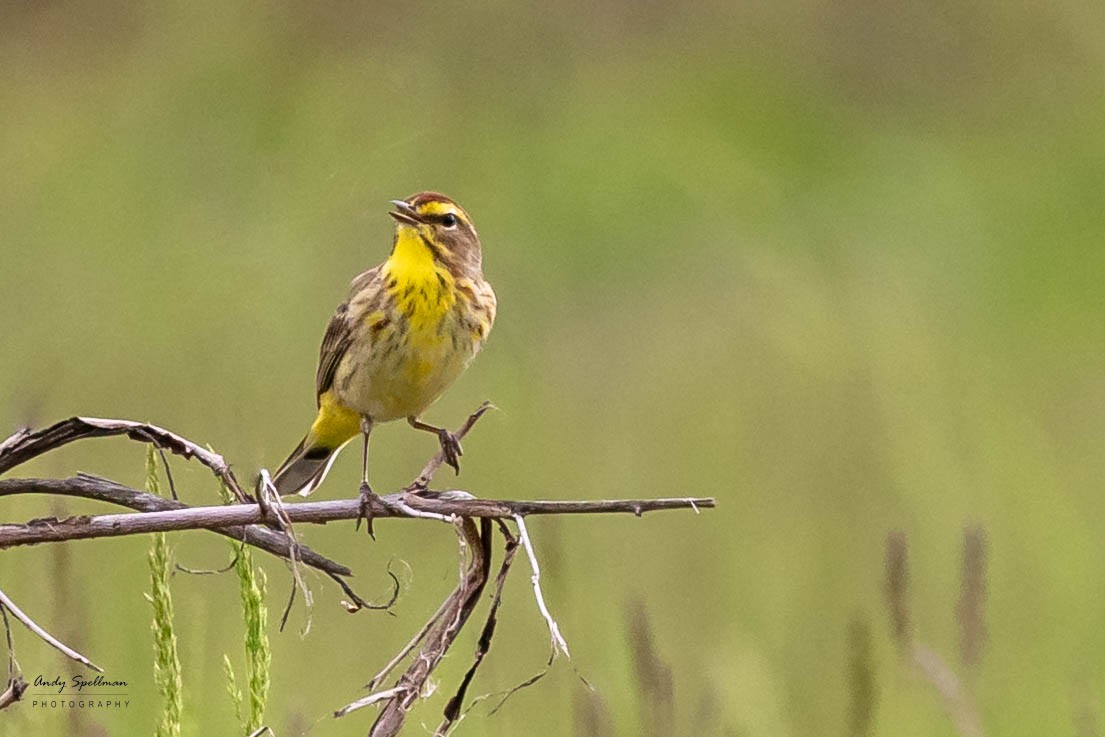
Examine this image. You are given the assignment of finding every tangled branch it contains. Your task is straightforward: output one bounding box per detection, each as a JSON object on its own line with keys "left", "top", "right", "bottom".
{"left": 0, "top": 414, "right": 715, "bottom": 733}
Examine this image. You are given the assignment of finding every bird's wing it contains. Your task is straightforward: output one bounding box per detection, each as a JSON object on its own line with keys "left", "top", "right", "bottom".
{"left": 315, "top": 266, "right": 381, "bottom": 401}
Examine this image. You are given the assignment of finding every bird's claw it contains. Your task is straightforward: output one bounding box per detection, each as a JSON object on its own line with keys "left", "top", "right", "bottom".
{"left": 438, "top": 430, "right": 463, "bottom": 474}
{"left": 356, "top": 481, "right": 378, "bottom": 539}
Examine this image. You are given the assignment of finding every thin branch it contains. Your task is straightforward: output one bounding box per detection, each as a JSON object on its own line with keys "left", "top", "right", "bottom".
{"left": 175, "top": 551, "right": 241, "bottom": 576}
{"left": 0, "top": 477, "right": 713, "bottom": 549}
{"left": 436, "top": 525, "right": 519, "bottom": 735}
{"left": 409, "top": 401, "right": 495, "bottom": 489}
{"left": 374, "top": 517, "right": 491, "bottom": 736}
{"left": 337, "top": 518, "right": 495, "bottom": 737}
{"left": 0, "top": 417, "right": 249, "bottom": 501}
{"left": 487, "top": 669, "right": 549, "bottom": 716}
{"left": 0, "top": 588, "right": 103, "bottom": 673}
{"left": 365, "top": 594, "right": 452, "bottom": 691}
{"left": 0, "top": 475, "right": 352, "bottom": 576}
{"left": 257, "top": 471, "right": 314, "bottom": 635}
{"left": 1, "top": 598, "right": 15, "bottom": 680}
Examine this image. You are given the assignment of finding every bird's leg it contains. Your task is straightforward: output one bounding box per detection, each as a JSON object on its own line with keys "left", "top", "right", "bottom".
{"left": 407, "top": 416, "right": 463, "bottom": 475}
{"left": 356, "top": 416, "right": 379, "bottom": 538}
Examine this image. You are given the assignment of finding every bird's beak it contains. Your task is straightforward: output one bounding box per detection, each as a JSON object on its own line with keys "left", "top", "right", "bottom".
{"left": 388, "top": 199, "right": 420, "bottom": 226}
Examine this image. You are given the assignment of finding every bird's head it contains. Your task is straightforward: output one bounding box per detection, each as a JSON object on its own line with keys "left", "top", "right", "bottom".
{"left": 389, "top": 192, "right": 483, "bottom": 276}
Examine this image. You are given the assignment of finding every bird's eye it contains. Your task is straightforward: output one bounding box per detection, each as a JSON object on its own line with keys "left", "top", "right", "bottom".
{"left": 442, "top": 213, "right": 458, "bottom": 228}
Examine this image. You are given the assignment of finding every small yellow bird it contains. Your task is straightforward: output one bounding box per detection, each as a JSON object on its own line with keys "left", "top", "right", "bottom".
{"left": 271, "top": 192, "right": 496, "bottom": 514}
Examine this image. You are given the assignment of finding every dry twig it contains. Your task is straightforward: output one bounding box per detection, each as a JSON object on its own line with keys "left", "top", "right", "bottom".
{"left": 409, "top": 401, "right": 495, "bottom": 490}
{"left": 0, "top": 587, "right": 102, "bottom": 673}
{"left": 0, "top": 417, "right": 248, "bottom": 501}
{"left": 0, "top": 478, "right": 712, "bottom": 546}
{"left": 337, "top": 518, "right": 494, "bottom": 736}
{"left": 0, "top": 603, "right": 27, "bottom": 711}
{"left": 515, "top": 515, "right": 570, "bottom": 659}
{"left": 0, "top": 474, "right": 353, "bottom": 576}
{"left": 436, "top": 523, "right": 519, "bottom": 735}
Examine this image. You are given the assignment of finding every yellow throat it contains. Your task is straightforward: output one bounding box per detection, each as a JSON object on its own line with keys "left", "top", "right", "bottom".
{"left": 383, "top": 225, "right": 457, "bottom": 331}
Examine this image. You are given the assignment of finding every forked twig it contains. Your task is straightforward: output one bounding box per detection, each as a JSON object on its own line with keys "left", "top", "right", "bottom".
{"left": 409, "top": 401, "right": 495, "bottom": 489}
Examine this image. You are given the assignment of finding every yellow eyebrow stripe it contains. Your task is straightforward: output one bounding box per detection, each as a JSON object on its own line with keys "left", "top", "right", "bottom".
{"left": 416, "top": 200, "right": 470, "bottom": 223}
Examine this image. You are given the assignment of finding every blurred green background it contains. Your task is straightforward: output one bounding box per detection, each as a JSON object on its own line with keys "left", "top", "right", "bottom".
{"left": 2, "top": 1, "right": 1104, "bottom": 735}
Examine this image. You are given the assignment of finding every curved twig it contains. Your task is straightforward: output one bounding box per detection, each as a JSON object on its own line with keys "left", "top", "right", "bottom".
{"left": 0, "top": 417, "right": 249, "bottom": 501}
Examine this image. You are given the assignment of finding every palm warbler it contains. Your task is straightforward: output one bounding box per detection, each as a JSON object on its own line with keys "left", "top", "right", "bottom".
{"left": 271, "top": 192, "right": 496, "bottom": 510}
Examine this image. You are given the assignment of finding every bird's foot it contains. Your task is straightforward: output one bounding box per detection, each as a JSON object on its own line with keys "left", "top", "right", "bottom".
{"left": 356, "top": 481, "right": 380, "bottom": 539}
{"left": 437, "top": 430, "right": 463, "bottom": 474}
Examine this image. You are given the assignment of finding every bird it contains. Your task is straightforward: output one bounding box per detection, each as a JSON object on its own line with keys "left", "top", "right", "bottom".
{"left": 270, "top": 192, "right": 496, "bottom": 526}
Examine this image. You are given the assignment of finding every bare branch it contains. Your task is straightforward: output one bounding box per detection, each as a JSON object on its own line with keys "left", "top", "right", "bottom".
{"left": 0, "top": 588, "right": 103, "bottom": 673}
{"left": 1, "top": 596, "right": 16, "bottom": 680}
{"left": 338, "top": 518, "right": 494, "bottom": 737}
{"left": 0, "top": 417, "right": 249, "bottom": 501}
{"left": 1, "top": 412, "right": 716, "bottom": 733}
{"left": 956, "top": 525, "right": 988, "bottom": 669}
{"left": 409, "top": 401, "right": 495, "bottom": 489}
{"left": 365, "top": 594, "right": 452, "bottom": 692}
{"left": 0, "top": 477, "right": 713, "bottom": 549}
{"left": 0, "top": 475, "right": 352, "bottom": 577}
{"left": 436, "top": 525, "right": 519, "bottom": 735}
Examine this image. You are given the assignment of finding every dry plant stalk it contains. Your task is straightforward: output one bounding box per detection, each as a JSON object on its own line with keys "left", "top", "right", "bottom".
{"left": 884, "top": 530, "right": 911, "bottom": 651}
{"left": 627, "top": 600, "right": 674, "bottom": 737}
{"left": 573, "top": 689, "right": 614, "bottom": 737}
{"left": 956, "top": 525, "right": 988, "bottom": 670}
{"left": 847, "top": 617, "right": 876, "bottom": 737}
{"left": 883, "top": 530, "right": 986, "bottom": 737}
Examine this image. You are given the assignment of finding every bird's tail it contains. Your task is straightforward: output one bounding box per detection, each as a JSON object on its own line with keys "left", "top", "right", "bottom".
{"left": 270, "top": 432, "right": 356, "bottom": 497}
{"left": 269, "top": 392, "right": 363, "bottom": 497}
